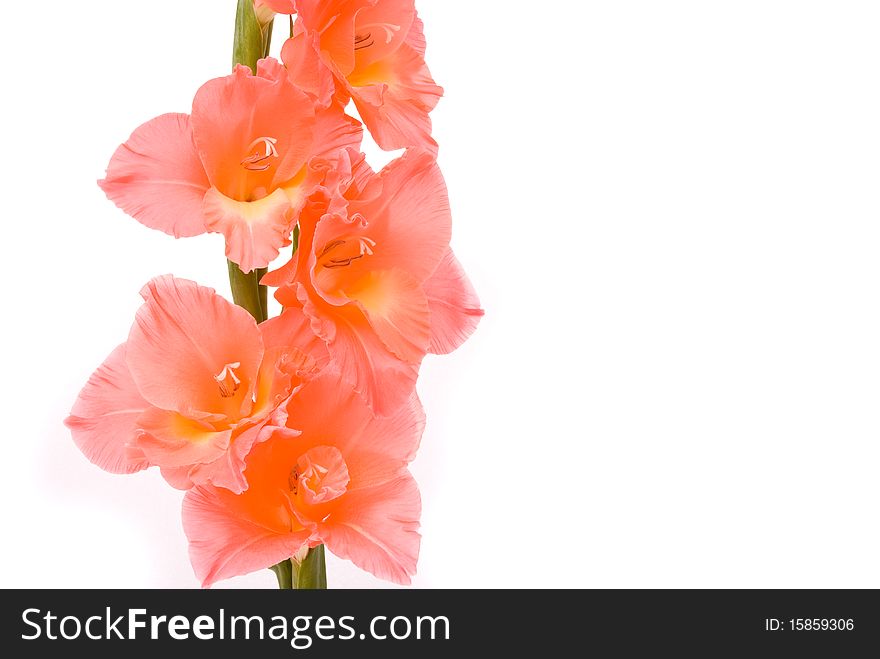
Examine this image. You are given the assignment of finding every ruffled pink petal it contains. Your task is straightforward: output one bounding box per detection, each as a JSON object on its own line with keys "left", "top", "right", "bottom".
{"left": 126, "top": 276, "right": 264, "bottom": 418}
{"left": 158, "top": 465, "right": 197, "bottom": 490}
{"left": 311, "top": 102, "right": 364, "bottom": 161}
{"left": 320, "top": 474, "right": 421, "bottom": 585}
{"left": 349, "top": 268, "right": 431, "bottom": 363}
{"left": 352, "top": 83, "right": 438, "bottom": 154}
{"left": 284, "top": 369, "right": 373, "bottom": 447}
{"left": 423, "top": 248, "right": 484, "bottom": 354}
{"left": 246, "top": 347, "right": 303, "bottom": 432}
{"left": 133, "top": 408, "right": 231, "bottom": 468}
{"left": 255, "top": 56, "right": 286, "bottom": 82}
{"left": 259, "top": 306, "right": 331, "bottom": 371}
{"left": 202, "top": 187, "right": 294, "bottom": 273}
{"left": 285, "top": 370, "right": 424, "bottom": 482}
{"left": 344, "top": 393, "right": 425, "bottom": 485}
{"left": 150, "top": 346, "right": 304, "bottom": 493}
{"left": 348, "top": 15, "right": 442, "bottom": 153}
{"left": 99, "top": 113, "right": 210, "bottom": 238}
{"left": 158, "top": 421, "right": 284, "bottom": 493}
{"left": 405, "top": 14, "right": 427, "bottom": 55}
{"left": 293, "top": 0, "right": 374, "bottom": 77}
{"left": 349, "top": 0, "right": 415, "bottom": 68}
{"left": 183, "top": 485, "right": 310, "bottom": 587}
{"left": 292, "top": 223, "right": 422, "bottom": 414}
{"left": 281, "top": 31, "right": 337, "bottom": 106}
{"left": 346, "top": 150, "right": 451, "bottom": 284}
{"left": 262, "top": 148, "right": 359, "bottom": 295}
{"left": 64, "top": 344, "right": 150, "bottom": 475}
{"left": 289, "top": 384, "right": 423, "bottom": 487}
{"left": 322, "top": 304, "right": 420, "bottom": 416}
{"left": 347, "top": 149, "right": 377, "bottom": 195}
{"left": 191, "top": 63, "right": 316, "bottom": 198}
{"left": 216, "top": 422, "right": 283, "bottom": 493}
{"left": 260, "top": 253, "right": 298, "bottom": 290}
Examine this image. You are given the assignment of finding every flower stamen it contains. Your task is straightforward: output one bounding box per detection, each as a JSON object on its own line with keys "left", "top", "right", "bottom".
{"left": 317, "top": 240, "right": 346, "bottom": 259}
{"left": 214, "top": 362, "right": 242, "bottom": 398}
{"left": 354, "top": 32, "right": 374, "bottom": 51}
{"left": 355, "top": 22, "right": 400, "bottom": 47}
{"left": 319, "top": 237, "right": 376, "bottom": 269}
{"left": 241, "top": 136, "right": 279, "bottom": 172}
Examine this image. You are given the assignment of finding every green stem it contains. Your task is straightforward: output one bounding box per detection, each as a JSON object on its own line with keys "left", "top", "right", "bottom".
{"left": 293, "top": 546, "right": 328, "bottom": 589}
{"left": 227, "top": 260, "right": 267, "bottom": 323}
{"left": 270, "top": 559, "right": 293, "bottom": 589}
{"left": 258, "top": 267, "right": 269, "bottom": 320}
{"left": 228, "top": 0, "right": 270, "bottom": 322}
{"left": 269, "top": 547, "right": 327, "bottom": 589}
{"left": 231, "top": 1, "right": 326, "bottom": 590}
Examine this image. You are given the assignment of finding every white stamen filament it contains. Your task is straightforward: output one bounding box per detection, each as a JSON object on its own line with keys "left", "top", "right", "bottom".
{"left": 358, "top": 236, "right": 376, "bottom": 256}
{"left": 214, "top": 361, "right": 242, "bottom": 398}
{"left": 320, "top": 236, "right": 378, "bottom": 269}
{"left": 241, "top": 136, "right": 279, "bottom": 171}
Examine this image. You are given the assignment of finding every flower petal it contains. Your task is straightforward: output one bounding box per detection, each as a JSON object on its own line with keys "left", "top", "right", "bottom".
{"left": 64, "top": 344, "right": 150, "bottom": 474}
{"left": 289, "top": 377, "right": 424, "bottom": 488}
{"left": 404, "top": 14, "right": 428, "bottom": 55}
{"left": 203, "top": 187, "right": 293, "bottom": 273}
{"left": 348, "top": 268, "right": 431, "bottom": 363}
{"left": 311, "top": 102, "right": 364, "bottom": 161}
{"left": 281, "top": 30, "right": 337, "bottom": 106}
{"left": 424, "top": 248, "right": 484, "bottom": 354}
{"left": 156, "top": 420, "right": 279, "bottom": 494}
{"left": 346, "top": 149, "right": 451, "bottom": 283}
{"left": 259, "top": 306, "right": 331, "bottom": 372}
{"left": 308, "top": 297, "right": 419, "bottom": 416}
{"left": 133, "top": 409, "right": 231, "bottom": 469}
{"left": 99, "top": 113, "right": 210, "bottom": 238}
{"left": 191, "top": 63, "right": 316, "bottom": 199}
{"left": 126, "top": 276, "right": 264, "bottom": 418}
{"left": 344, "top": 392, "right": 425, "bottom": 486}
{"left": 283, "top": 369, "right": 374, "bottom": 450}
{"left": 348, "top": 16, "right": 442, "bottom": 154}
{"left": 293, "top": 0, "right": 374, "bottom": 77}
{"left": 320, "top": 474, "right": 421, "bottom": 585}
{"left": 183, "top": 485, "right": 310, "bottom": 587}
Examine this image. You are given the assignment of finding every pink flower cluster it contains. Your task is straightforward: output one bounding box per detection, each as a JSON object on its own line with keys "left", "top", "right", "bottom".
{"left": 66, "top": 0, "right": 481, "bottom": 587}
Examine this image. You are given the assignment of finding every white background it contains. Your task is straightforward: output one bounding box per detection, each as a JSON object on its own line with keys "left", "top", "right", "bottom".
{"left": 2, "top": 0, "right": 879, "bottom": 588}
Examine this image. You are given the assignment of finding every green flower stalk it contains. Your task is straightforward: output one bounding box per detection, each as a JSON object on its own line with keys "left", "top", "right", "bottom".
{"left": 229, "top": 0, "right": 326, "bottom": 590}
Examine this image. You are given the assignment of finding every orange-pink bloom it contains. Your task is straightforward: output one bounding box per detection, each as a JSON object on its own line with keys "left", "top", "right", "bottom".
{"left": 263, "top": 149, "right": 483, "bottom": 415}
{"left": 183, "top": 370, "right": 424, "bottom": 586}
{"left": 65, "top": 276, "right": 327, "bottom": 493}
{"left": 282, "top": 0, "right": 443, "bottom": 152}
{"left": 99, "top": 58, "right": 361, "bottom": 273}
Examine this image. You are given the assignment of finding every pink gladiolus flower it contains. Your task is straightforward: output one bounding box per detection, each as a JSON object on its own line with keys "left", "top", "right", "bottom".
{"left": 182, "top": 370, "right": 424, "bottom": 586}
{"left": 65, "top": 276, "right": 328, "bottom": 492}
{"left": 99, "top": 58, "right": 362, "bottom": 273}
{"left": 263, "top": 149, "right": 483, "bottom": 415}
{"left": 282, "top": 0, "right": 443, "bottom": 152}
